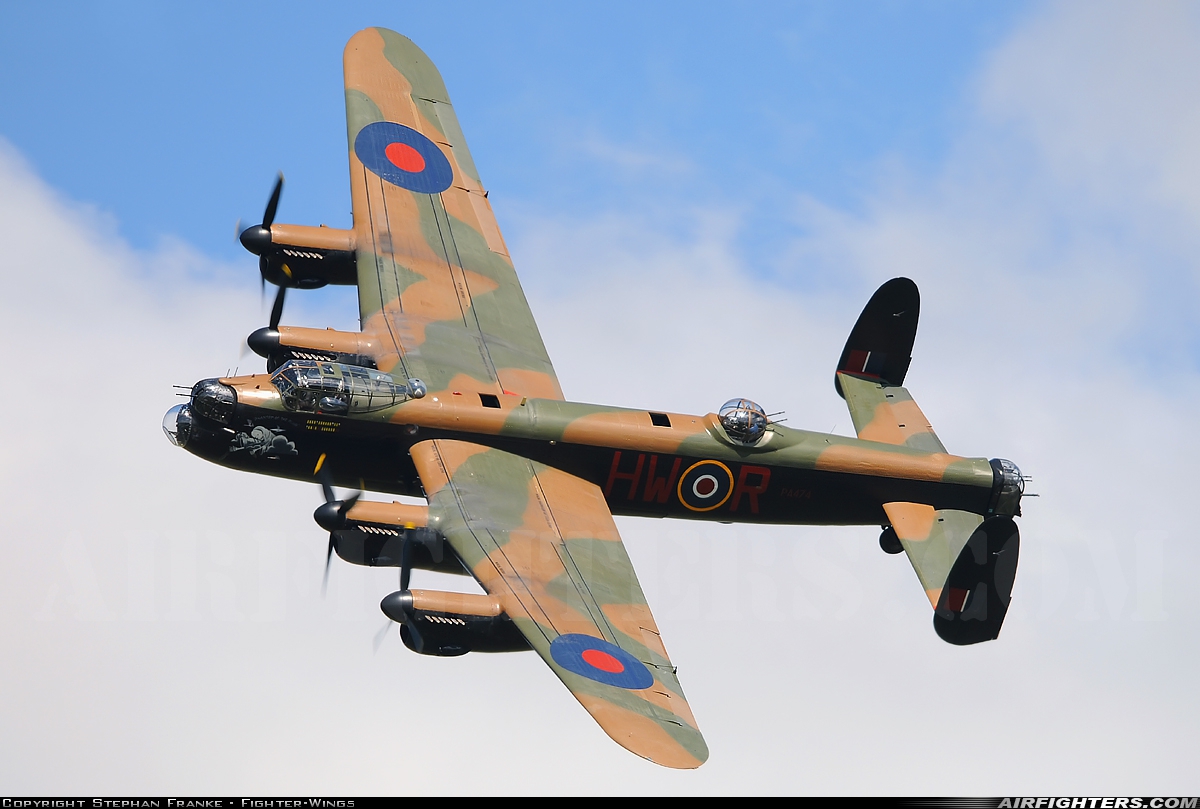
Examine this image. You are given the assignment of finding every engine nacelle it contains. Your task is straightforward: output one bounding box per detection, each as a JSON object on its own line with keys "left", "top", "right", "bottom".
{"left": 315, "top": 500, "right": 469, "bottom": 577}
{"left": 333, "top": 526, "right": 465, "bottom": 576}
{"left": 380, "top": 590, "right": 529, "bottom": 656}
{"left": 240, "top": 223, "right": 357, "bottom": 288}
{"left": 248, "top": 326, "right": 383, "bottom": 373}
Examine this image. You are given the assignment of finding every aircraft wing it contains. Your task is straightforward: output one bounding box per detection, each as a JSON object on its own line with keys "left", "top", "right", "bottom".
{"left": 409, "top": 438, "right": 709, "bottom": 769}
{"left": 343, "top": 28, "right": 563, "bottom": 400}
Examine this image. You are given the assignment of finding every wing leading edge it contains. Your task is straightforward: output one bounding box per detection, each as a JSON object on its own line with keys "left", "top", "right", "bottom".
{"left": 409, "top": 439, "right": 709, "bottom": 769}
{"left": 343, "top": 28, "right": 563, "bottom": 401}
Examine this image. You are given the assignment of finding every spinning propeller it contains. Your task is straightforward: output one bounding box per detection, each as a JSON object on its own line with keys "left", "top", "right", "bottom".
{"left": 311, "top": 456, "right": 359, "bottom": 596}
{"left": 238, "top": 174, "right": 288, "bottom": 330}
{"left": 310, "top": 454, "right": 427, "bottom": 651}
{"left": 371, "top": 545, "right": 425, "bottom": 653}
{"left": 375, "top": 518, "right": 427, "bottom": 653}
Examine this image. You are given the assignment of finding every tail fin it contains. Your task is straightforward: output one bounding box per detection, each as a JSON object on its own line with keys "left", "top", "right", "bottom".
{"left": 836, "top": 278, "right": 943, "bottom": 453}
{"left": 835, "top": 277, "right": 919, "bottom": 395}
{"left": 838, "top": 279, "right": 1019, "bottom": 644}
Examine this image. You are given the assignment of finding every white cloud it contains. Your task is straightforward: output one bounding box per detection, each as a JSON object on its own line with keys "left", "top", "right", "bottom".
{"left": 577, "top": 132, "right": 695, "bottom": 177}
{"left": 981, "top": 0, "right": 1200, "bottom": 228}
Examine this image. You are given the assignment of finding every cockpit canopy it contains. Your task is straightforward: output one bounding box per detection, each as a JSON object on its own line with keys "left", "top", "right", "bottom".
{"left": 718, "top": 398, "right": 768, "bottom": 445}
{"left": 270, "top": 359, "right": 410, "bottom": 415}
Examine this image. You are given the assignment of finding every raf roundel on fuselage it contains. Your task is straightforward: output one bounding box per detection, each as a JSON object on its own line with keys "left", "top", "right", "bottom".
{"left": 677, "top": 460, "right": 734, "bottom": 512}
{"left": 354, "top": 121, "right": 454, "bottom": 194}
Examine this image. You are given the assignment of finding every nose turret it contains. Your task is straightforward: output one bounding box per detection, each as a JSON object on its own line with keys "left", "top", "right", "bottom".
{"left": 162, "top": 378, "right": 237, "bottom": 450}
{"left": 162, "top": 403, "right": 193, "bottom": 447}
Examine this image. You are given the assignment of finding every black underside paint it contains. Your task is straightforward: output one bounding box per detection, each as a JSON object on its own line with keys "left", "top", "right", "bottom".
{"left": 184, "top": 404, "right": 992, "bottom": 527}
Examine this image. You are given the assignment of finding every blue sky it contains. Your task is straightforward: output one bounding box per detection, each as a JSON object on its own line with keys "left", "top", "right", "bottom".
{"left": 2, "top": 0, "right": 1199, "bottom": 795}
{"left": 0, "top": 2, "right": 1028, "bottom": 264}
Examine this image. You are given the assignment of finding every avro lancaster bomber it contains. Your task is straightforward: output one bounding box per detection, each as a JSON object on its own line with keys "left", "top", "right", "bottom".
{"left": 163, "top": 27, "right": 1023, "bottom": 769}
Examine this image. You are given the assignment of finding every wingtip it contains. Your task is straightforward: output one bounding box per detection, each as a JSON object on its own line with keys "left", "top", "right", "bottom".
{"left": 650, "top": 738, "right": 710, "bottom": 770}
{"left": 575, "top": 692, "right": 709, "bottom": 769}
{"left": 636, "top": 734, "right": 709, "bottom": 770}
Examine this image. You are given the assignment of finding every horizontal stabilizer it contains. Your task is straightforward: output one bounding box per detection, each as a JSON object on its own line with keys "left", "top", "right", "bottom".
{"left": 883, "top": 502, "right": 1019, "bottom": 645}
{"left": 838, "top": 372, "right": 946, "bottom": 453}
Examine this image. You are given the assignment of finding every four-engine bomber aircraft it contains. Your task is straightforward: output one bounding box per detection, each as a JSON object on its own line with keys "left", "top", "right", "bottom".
{"left": 163, "top": 27, "right": 1023, "bottom": 769}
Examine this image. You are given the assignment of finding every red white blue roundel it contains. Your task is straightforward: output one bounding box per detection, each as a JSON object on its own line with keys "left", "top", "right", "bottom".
{"left": 354, "top": 121, "right": 454, "bottom": 194}
{"left": 549, "top": 634, "right": 654, "bottom": 690}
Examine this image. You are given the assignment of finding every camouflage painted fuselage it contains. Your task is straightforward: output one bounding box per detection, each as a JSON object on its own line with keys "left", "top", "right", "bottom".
{"left": 181, "top": 384, "right": 998, "bottom": 526}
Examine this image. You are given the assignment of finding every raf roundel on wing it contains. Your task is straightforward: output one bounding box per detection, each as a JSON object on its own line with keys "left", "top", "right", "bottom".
{"left": 549, "top": 634, "right": 655, "bottom": 690}
{"left": 354, "top": 121, "right": 454, "bottom": 194}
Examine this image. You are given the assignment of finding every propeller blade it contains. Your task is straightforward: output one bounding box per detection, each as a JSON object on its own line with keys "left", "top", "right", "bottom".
{"left": 239, "top": 175, "right": 280, "bottom": 257}
{"left": 312, "top": 461, "right": 364, "bottom": 594}
{"left": 317, "top": 463, "right": 336, "bottom": 505}
{"left": 372, "top": 619, "right": 394, "bottom": 654}
{"left": 380, "top": 584, "right": 423, "bottom": 654}
{"left": 313, "top": 461, "right": 364, "bottom": 533}
{"left": 402, "top": 621, "right": 425, "bottom": 655}
{"left": 268, "top": 285, "right": 286, "bottom": 330}
{"left": 321, "top": 533, "right": 336, "bottom": 597}
{"left": 262, "top": 173, "right": 283, "bottom": 229}
{"left": 400, "top": 535, "right": 413, "bottom": 591}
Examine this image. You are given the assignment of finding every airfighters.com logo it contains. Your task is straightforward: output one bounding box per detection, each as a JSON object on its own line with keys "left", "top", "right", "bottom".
{"left": 901, "top": 800, "right": 1197, "bottom": 809}
{"left": 998, "top": 796, "right": 1195, "bottom": 801}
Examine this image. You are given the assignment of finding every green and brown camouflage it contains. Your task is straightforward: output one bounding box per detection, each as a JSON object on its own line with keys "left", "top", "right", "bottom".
{"left": 164, "top": 28, "right": 1024, "bottom": 768}
{"left": 345, "top": 27, "right": 563, "bottom": 401}
{"left": 411, "top": 439, "right": 706, "bottom": 768}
